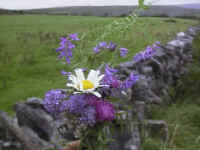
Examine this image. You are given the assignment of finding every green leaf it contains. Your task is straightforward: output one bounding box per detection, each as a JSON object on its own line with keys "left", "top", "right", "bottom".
{"left": 138, "top": 0, "right": 149, "bottom": 10}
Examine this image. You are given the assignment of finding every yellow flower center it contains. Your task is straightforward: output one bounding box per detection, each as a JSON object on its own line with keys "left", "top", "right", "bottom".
{"left": 82, "top": 80, "right": 94, "bottom": 90}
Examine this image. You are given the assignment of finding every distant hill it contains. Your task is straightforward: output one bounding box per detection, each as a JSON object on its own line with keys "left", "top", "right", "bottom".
{"left": 0, "top": 8, "right": 9, "bottom": 14}
{"left": 23, "top": 5, "right": 200, "bottom": 18}
{"left": 1, "top": 4, "right": 200, "bottom": 19}
{"left": 0, "top": 8, "right": 23, "bottom": 14}
{"left": 138, "top": 5, "right": 200, "bottom": 18}
{"left": 176, "top": 3, "right": 200, "bottom": 9}
{"left": 24, "top": 6, "right": 136, "bottom": 17}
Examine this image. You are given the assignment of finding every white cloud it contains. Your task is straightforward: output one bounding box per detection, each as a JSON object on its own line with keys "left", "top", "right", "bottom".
{"left": 0, "top": 0, "right": 199, "bottom": 10}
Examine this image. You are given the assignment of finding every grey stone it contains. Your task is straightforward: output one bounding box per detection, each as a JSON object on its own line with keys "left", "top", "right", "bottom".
{"left": 177, "top": 32, "right": 186, "bottom": 37}
{"left": 14, "top": 103, "right": 54, "bottom": 140}
{"left": 2, "top": 142, "right": 11, "bottom": 147}
{"left": 131, "top": 76, "right": 162, "bottom": 104}
{"left": 0, "top": 111, "right": 53, "bottom": 150}
{"left": 14, "top": 102, "right": 63, "bottom": 148}
{"left": 139, "top": 66, "right": 153, "bottom": 76}
{"left": 0, "top": 141, "right": 22, "bottom": 150}
{"left": 176, "top": 32, "right": 194, "bottom": 41}
{"left": 187, "top": 27, "right": 200, "bottom": 36}
{"left": 26, "top": 97, "right": 44, "bottom": 107}
{"left": 167, "top": 40, "right": 186, "bottom": 48}
{"left": 134, "top": 101, "right": 145, "bottom": 122}
{"left": 109, "top": 122, "right": 141, "bottom": 150}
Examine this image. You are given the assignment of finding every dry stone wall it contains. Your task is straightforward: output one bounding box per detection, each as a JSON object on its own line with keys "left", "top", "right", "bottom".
{"left": 117, "top": 26, "right": 199, "bottom": 104}
{"left": 0, "top": 26, "right": 200, "bottom": 150}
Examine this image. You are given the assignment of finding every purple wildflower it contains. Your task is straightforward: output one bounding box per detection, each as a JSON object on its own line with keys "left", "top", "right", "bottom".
{"left": 95, "top": 100, "right": 115, "bottom": 122}
{"left": 56, "top": 37, "right": 76, "bottom": 64}
{"left": 60, "top": 37, "right": 67, "bottom": 45}
{"left": 93, "top": 41, "right": 107, "bottom": 53}
{"left": 43, "top": 89, "right": 67, "bottom": 116}
{"left": 145, "top": 46, "right": 155, "bottom": 57}
{"left": 68, "top": 33, "right": 80, "bottom": 41}
{"left": 63, "top": 94, "right": 87, "bottom": 114}
{"left": 61, "top": 70, "right": 70, "bottom": 75}
{"left": 99, "top": 42, "right": 107, "bottom": 48}
{"left": 105, "top": 64, "right": 118, "bottom": 75}
{"left": 102, "top": 65, "right": 120, "bottom": 88}
{"left": 121, "top": 72, "right": 139, "bottom": 89}
{"left": 84, "top": 94, "right": 99, "bottom": 105}
{"left": 61, "top": 70, "right": 67, "bottom": 75}
{"left": 93, "top": 46, "right": 100, "bottom": 53}
{"left": 60, "top": 70, "right": 72, "bottom": 80}
{"left": 85, "top": 94, "right": 115, "bottom": 122}
{"left": 62, "top": 94, "right": 98, "bottom": 125}
{"left": 68, "top": 42, "right": 75, "bottom": 49}
{"left": 106, "top": 42, "right": 117, "bottom": 51}
{"left": 56, "top": 37, "right": 66, "bottom": 52}
{"left": 62, "top": 93, "right": 115, "bottom": 124}
{"left": 155, "top": 41, "right": 161, "bottom": 45}
{"left": 133, "top": 42, "right": 159, "bottom": 62}
{"left": 133, "top": 52, "right": 144, "bottom": 62}
{"left": 102, "top": 75, "right": 120, "bottom": 88}
{"left": 119, "top": 48, "right": 128, "bottom": 57}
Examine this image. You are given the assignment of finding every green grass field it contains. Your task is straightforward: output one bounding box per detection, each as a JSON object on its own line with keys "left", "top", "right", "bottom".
{"left": 0, "top": 15, "right": 198, "bottom": 113}
{"left": 0, "top": 15, "right": 200, "bottom": 150}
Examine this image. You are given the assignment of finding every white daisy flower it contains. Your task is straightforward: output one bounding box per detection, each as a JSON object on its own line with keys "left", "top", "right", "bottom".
{"left": 66, "top": 68, "right": 105, "bottom": 97}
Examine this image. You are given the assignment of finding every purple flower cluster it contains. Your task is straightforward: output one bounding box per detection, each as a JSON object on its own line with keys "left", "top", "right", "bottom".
{"left": 120, "top": 72, "right": 139, "bottom": 89}
{"left": 62, "top": 94, "right": 97, "bottom": 126}
{"left": 102, "top": 64, "right": 138, "bottom": 90}
{"left": 133, "top": 42, "right": 160, "bottom": 62}
{"left": 119, "top": 48, "right": 128, "bottom": 57}
{"left": 104, "top": 64, "right": 118, "bottom": 75}
{"left": 93, "top": 41, "right": 129, "bottom": 57}
{"left": 56, "top": 33, "right": 79, "bottom": 64}
{"left": 102, "top": 65, "right": 120, "bottom": 88}
{"left": 43, "top": 93, "right": 116, "bottom": 126}
{"left": 86, "top": 95, "right": 116, "bottom": 122}
{"left": 61, "top": 70, "right": 71, "bottom": 77}
{"left": 93, "top": 41, "right": 116, "bottom": 53}
{"left": 43, "top": 89, "right": 67, "bottom": 116}
{"left": 94, "top": 100, "right": 115, "bottom": 122}
{"left": 93, "top": 41, "right": 130, "bottom": 56}
{"left": 68, "top": 33, "right": 80, "bottom": 41}
{"left": 62, "top": 94, "right": 87, "bottom": 114}
{"left": 106, "top": 42, "right": 117, "bottom": 51}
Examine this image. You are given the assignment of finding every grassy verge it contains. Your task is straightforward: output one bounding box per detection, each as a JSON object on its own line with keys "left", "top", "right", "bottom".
{"left": 142, "top": 34, "right": 200, "bottom": 150}
{"left": 0, "top": 15, "right": 198, "bottom": 114}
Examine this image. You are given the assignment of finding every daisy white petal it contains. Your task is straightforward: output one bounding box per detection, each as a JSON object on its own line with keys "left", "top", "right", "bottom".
{"left": 66, "top": 83, "right": 78, "bottom": 89}
{"left": 66, "top": 69, "right": 105, "bottom": 97}
{"left": 80, "top": 82, "right": 84, "bottom": 91}
{"left": 91, "top": 91, "right": 101, "bottom": 97}
{"left": 74, "top": 91, "right": 81, "bottom": 94}
{"left": 75, "top": 69, "right": 85, "bottom": 81}
{"left": 84, "top": 88, "right": 95, "bottom": 92}
{"left": 94, "top": 74, "right": 104, "bottom": 87}
{"left": 87, "top": 70, "right": 96, "bottom": 81}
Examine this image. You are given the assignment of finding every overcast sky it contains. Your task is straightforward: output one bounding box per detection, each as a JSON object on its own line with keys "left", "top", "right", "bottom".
{"left": 0, "top": 0, "right": 200, "bottom": 10}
